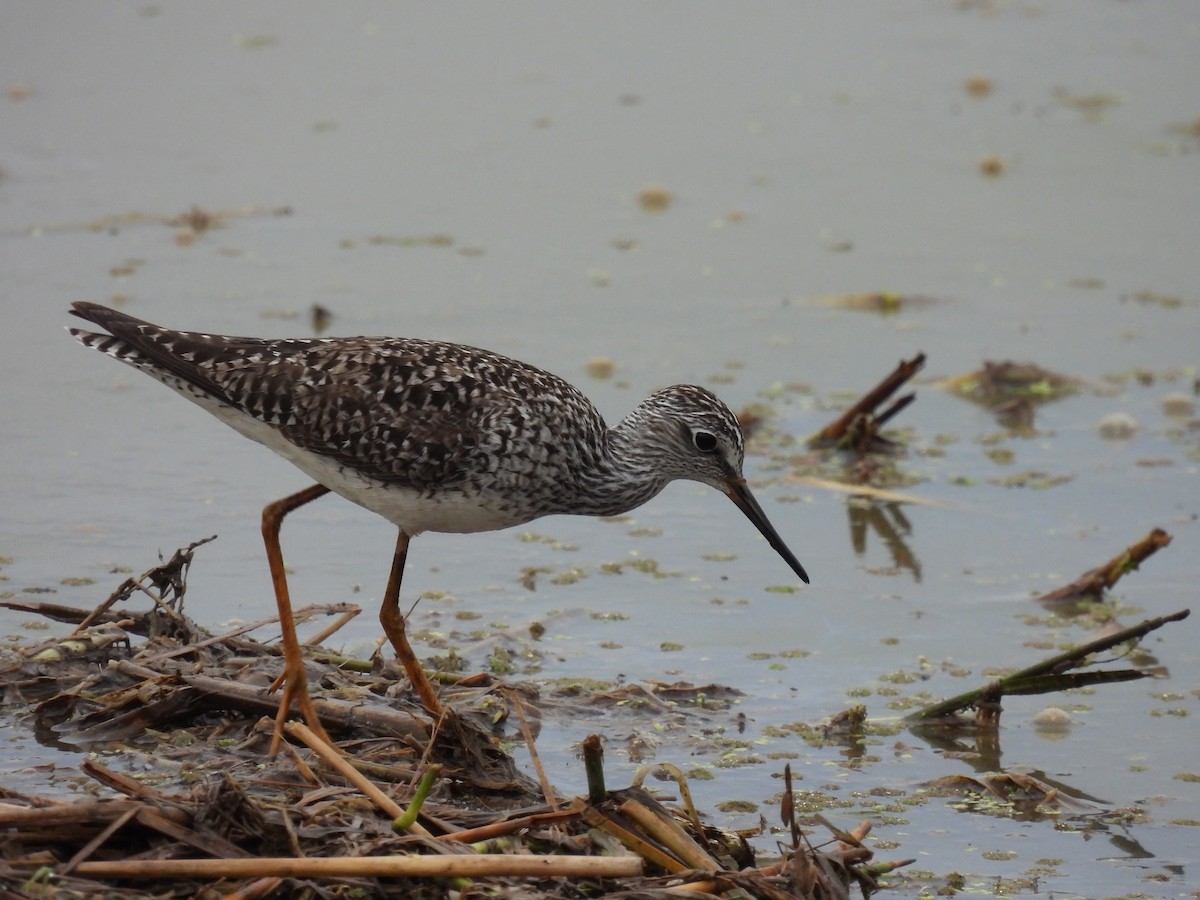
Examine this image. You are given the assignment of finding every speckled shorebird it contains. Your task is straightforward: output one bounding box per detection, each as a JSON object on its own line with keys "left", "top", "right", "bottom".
{"left": 68, "top": 301, "right": 808, "bottom": 747}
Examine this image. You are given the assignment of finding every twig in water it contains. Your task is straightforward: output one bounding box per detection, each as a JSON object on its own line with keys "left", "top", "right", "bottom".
{"left": 810, "top": 353, "right": 926, "bottom": 452}
{"left": 908, "top": 608, "right": 1190, "bottom": 721}
{"left": 1035, "top": 528, "right": 1173, "bottom": 604}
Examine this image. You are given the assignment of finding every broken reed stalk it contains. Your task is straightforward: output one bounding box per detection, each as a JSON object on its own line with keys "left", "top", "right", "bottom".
{"left": 0, "top": 799, "right": 160, "bottom": 829}
{"left": 678, "top": 785, "right": 884, "bottom": 900}
{"left": 508, "top": 688, "right": 560, "bottom": 812}
{"left": 284, "top": 721, "right": 436, "bottom": 839}
{"left": 440, "top": 809, "right": 579, "bottom": 845}
{"left": 55, "top": 807, "right": 139, "bottom": 876}
{"left": 299, "top": 605, "right": 362, "bottom": 647}
{"left": 574, "top": 799, "right": 686, "bottom": 874}
{"left": 908, "top": 608, "right": 1190, "bottom": 721}
{"left": 61, "top": 853, "right": 644, "bottom": 881}
{"left": 632, "top": 761, "right": 704, "bottom": 838}
{"left": 80, "top": 759, "right": 180, "bottom": 806}
{"left": 1034, "top": 528, "right": 1173, "bottom": 603}
{"left": 581, "top": 734, "right": 606, "bottom": 804}
{"left": 617, "top": 798, "right": 722, "bottom": 873}
{"left": 810, "top": 352, "right": 926, "bottom": 449}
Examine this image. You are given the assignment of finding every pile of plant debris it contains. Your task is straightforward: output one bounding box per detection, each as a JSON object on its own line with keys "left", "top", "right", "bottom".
{"left": 0, "top": 540, "right": 901, "bottom": 899}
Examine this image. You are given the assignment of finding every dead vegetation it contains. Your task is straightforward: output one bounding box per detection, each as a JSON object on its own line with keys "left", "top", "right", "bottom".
{"left": 0, "top": 540, "right": 904, "bottom": 899}
{"left": 936, "top": 360, "right": 1087, "bottom": 434}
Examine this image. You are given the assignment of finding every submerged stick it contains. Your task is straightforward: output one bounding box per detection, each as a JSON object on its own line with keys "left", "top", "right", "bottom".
{"left": 784, "top": 475, "right": 957, "bottom": 509}
{"left": 908, "top": 608, "right": 1190, "bottom": 721}
{"left": 1035, "top": 528, "right": 1173, "bottom": 603}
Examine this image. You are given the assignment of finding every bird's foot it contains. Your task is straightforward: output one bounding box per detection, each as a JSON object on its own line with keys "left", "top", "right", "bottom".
{"left": 267, "top": 664, "right": 335, "bottom": 754}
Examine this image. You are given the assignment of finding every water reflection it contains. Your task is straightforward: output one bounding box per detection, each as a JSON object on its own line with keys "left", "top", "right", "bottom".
{"left": 906, "top": 722, "right": 1174, "bottom": 868}
{"left": 846, "top": 501, "right": 921, "bottom": 581}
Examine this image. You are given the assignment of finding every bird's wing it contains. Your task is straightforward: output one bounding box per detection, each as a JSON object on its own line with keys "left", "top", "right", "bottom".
{"left": 68, "top": 303, "right": 595, "bottom": 491}
{"left": 272, "top": 344, "right": 507, "bottom": 488}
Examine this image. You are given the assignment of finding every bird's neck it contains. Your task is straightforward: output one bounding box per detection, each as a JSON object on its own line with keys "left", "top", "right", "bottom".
{"left": 569, "top": 410, "right": 670, "bottom": 517}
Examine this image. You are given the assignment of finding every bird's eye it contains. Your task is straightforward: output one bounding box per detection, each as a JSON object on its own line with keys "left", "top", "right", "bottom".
{"left": 692, "top": 429, "right": 718, "bottom": 452}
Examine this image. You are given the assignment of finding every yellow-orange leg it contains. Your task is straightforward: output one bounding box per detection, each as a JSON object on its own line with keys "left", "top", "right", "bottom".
{"left": 380, "top": 529, "right": 444, "bottom": 718}
{"left": 262, "top": 483, "right": 333, "bottom": 754}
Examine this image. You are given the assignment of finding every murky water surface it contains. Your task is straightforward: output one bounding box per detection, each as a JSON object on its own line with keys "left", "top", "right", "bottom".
{"left": 3, "top": 3, "right": 1198, "bottom": 894}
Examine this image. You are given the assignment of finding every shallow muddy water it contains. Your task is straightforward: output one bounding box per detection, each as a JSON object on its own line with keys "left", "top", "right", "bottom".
{"left": 2, "top": 3, "right": 1198, "bottom": 895}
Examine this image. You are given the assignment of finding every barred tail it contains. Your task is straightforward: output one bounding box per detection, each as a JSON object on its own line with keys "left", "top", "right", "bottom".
{"left": 67, "top": 325, "right": 154, "bottom": 370}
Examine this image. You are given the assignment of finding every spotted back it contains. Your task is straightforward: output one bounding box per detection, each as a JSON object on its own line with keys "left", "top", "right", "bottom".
{"left": 68, "top": 302, "right": 608, "bottom": 495}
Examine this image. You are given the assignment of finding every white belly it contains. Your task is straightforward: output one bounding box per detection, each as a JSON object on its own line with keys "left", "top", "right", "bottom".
{"left": 208, "top": 398, "right": 529, "bottom": 535}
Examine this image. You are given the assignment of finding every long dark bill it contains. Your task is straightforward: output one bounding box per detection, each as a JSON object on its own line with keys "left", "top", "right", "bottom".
{"left": 724, "top": 478, "right": 810, "bottom": 584}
